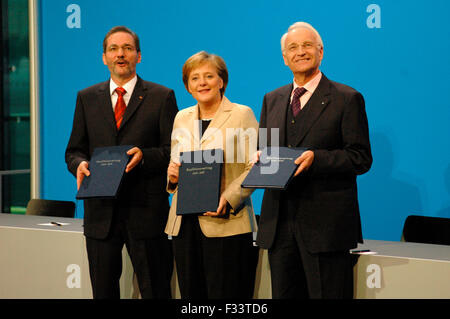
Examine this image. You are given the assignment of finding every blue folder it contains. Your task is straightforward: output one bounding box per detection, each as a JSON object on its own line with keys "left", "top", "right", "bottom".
{"left": 176, "top": 149, "right": 223, "bottom": 215}
{"left": 241, "top": 147, "right": 307, "bottom": 190}
{"left": 76, "top": 145, "right": 131, "bottom": 199}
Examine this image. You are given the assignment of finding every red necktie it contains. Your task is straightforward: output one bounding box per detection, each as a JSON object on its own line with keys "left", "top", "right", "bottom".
{"left": 291, "top": 87, "right": 307, "bottom": 117}
{"left": 114, "top": 87, "right": 127, "bottom": 129}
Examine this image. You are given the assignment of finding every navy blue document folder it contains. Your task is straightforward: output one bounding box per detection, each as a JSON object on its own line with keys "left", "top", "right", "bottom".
{"left": 176, "top": 149, "right": 223, "bottom": 215}
{"left": 76, "top": 145, "right": 131, "bottom": 199}
{"left": 241, "top": 147, "right": 307, "bottom": 189}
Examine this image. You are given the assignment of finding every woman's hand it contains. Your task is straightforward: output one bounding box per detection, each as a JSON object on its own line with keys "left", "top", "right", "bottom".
{"left": 203, "top": 195, "right": 229, "bottom": 217}
{"left": 168, "top": 160, "right": 181, "bottom": 185}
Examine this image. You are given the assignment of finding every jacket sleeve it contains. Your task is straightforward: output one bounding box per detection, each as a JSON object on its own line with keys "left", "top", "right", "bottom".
{"left": 65, "top": 92, "right": 90, "bottom": 177}
{"left": 141, "top": 89, "right": 179, "bottom": 174}
{"left": 310, "top": 91, "right": 372, "bottom": 176}
{"left": 221, "top": 107, "right": 259, "bottom": 211}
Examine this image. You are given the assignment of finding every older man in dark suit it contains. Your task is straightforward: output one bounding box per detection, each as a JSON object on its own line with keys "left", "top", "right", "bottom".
{"left": 255, "top": 22, "right": 372, "bottom": 299}
{"left": 65, "top": 26, "right": 178, "bottom": 299}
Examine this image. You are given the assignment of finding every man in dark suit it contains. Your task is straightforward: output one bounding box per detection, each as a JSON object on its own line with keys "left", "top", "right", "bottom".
{"left": 255, "top": 22, "right": 372, "bottom": 298}
{"left": 65, "top": 26, "right": 178, "bottom": 299}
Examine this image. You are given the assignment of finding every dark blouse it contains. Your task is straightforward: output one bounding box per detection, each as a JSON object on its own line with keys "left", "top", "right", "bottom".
{"left": 200, "top": 119, "right": 211, "bottom": 138}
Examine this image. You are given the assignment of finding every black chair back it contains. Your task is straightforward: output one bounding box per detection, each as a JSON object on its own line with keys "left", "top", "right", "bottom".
{"left": 26, "top": 199, "right": 75, "bottom": 218}
{"left": 402, "top": 215, "right": 450, "bottom": 245}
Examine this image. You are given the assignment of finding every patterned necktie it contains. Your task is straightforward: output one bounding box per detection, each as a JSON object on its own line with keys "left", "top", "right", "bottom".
{"left": 114, "top": 87, "right": 127, "bottom": 129}
{"left": 291, "top": 87, "right": 307, "bottom": 117}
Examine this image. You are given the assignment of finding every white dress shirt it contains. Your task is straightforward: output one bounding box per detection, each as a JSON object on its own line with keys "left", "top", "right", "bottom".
{"left": 109, "top": 75, "right": 138, "bottom": 111}
{"left": 290, "top": 71, "right": 322, "bottom": 109}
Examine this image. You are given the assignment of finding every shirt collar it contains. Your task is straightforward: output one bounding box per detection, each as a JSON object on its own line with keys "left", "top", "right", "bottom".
{"left": 292, "top": 71, "right": 322, "bottom": 94}
{"left": 109, "top": 75, "right": 138, "bottom": 96}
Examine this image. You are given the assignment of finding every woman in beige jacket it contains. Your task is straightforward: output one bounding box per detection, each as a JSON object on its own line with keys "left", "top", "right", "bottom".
{"left": 165, "top": 51, "right": 258, "bottom": 299}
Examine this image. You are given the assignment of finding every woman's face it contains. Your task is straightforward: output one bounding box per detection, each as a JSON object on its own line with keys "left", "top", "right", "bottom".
{"left": 187, "top": 62, "right": 223, "bottom": 106}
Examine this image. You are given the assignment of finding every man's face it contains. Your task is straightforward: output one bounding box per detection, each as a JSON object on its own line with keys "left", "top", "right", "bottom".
{"left": 102, "top": 31, "right": 141, "bottom": 82}
{"left": 282, "top": 28, "right": 323, "bottom": 77}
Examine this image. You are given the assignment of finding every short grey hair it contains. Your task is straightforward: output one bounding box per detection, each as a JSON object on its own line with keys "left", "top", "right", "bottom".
{"left": 280, "top": 22, "right": 324, "bottom": 52}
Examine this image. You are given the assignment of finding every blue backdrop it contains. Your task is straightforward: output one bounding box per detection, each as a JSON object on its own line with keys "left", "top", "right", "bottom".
{"left": 39, "top": 0, "right": 450, "bottom": 241}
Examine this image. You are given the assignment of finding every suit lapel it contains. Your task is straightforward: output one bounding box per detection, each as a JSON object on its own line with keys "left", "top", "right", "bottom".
{"left": 274, "top": 84, "right": 293, "bottom": 147}
{"left": 200, "top": 96, "right": 233, "bottom": 145}
{"left": 96, "top": 80, "right": 117, "bottom": 133}
{"left": 188, "top": 106, "right": 201, "bottom": 150}
{"left": 120, "top": 76, "right": 146, "bottom": 130}
{"left": 293, "top": 75, "right": 331, "bottom": 146}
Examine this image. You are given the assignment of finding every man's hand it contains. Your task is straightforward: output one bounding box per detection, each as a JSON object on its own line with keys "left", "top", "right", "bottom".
{"left": 76, "top": 161, "right": 90, "bottom": 190}
{"left": 168, "top": 160, "right": 181, "bottom": 185}
{"left": 204, "top": 196, "right": 228, "bottom": 217}
{"left": 294, "top": 150, "right": 314, "bottom": 176}
{"left": 126, "top": 147, "right": 143, "bottom": 173}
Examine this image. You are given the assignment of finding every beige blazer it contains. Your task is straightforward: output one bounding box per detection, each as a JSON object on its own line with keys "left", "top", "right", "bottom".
{"left": 165, "top": 96, "right": 259, "bottom": 238}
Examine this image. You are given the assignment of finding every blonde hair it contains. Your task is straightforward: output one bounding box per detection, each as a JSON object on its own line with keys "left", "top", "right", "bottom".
{"left": 182, "top": 51, "right": 228, "bottom": 96}
{"left": 280, "top": 22, "right": 324, "bottom": 52}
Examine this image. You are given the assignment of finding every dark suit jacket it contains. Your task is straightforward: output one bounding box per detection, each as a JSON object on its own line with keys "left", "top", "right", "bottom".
{"left": 256, "top": 74, "right": 372, "bottom": 253}
{"left": 65, "top": 76, "right": 178, "bottom": 240}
